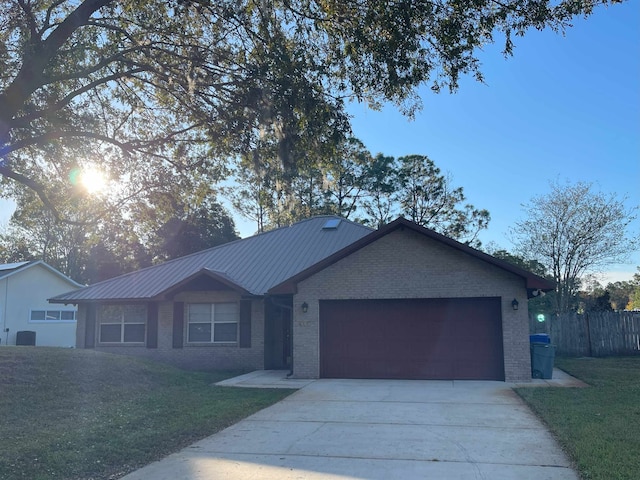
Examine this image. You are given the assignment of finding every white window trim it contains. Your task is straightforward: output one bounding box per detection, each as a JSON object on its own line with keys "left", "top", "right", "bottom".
{"left": 29, "top": 309, "right": 77, "bottom": 324}
{"left": 98, "top": 305, "right": 146, "bottom": 344}
{"left": 187, "top": 302, "right": 239, "bottom": 344}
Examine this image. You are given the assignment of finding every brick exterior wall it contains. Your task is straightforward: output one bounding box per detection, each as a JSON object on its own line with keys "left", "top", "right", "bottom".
{"left": 76, "top": 291, "right": 264, "bottom": 371}
{"left": 292, "top": 228, "right": 532, "bottom": 382}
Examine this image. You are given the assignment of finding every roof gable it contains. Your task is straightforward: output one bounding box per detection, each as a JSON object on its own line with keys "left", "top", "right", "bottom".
{"left": 0, "top": 260, "right": 82, "bottom": 287}
{"left": 157, "top": 268, "right": 251, "bottom": 298}
{"left": 269, "top": 217, "right": 555, "bottom": 294}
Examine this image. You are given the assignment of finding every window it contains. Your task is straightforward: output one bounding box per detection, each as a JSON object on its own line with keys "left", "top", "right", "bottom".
{"left": 187, "top": 303, "right": 238, "bottom": 343}
{"left": 30, "top": 309, "right": 76, "bottom": 323}
{"left": 99, "top": 305, "right": 146, "bottom": 343}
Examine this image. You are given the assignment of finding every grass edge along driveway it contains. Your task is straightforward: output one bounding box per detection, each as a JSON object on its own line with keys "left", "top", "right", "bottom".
{"left": 515, "top": 356, "right": 640, "bottom": 480}
{"left": 0, "top": 348, "right": 294, "bottom": 480}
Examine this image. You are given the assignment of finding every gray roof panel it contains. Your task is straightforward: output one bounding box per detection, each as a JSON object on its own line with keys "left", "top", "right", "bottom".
{"left": 51, "top": 216, "right": 373, "bottom": 303}
{"left": 0, "top": 261, "right": 30, "bottom": 273}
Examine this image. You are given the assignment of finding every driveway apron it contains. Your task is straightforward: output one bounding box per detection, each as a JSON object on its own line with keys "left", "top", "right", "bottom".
{"left": 122, "top": 379, "right": 578, "bottom": 480}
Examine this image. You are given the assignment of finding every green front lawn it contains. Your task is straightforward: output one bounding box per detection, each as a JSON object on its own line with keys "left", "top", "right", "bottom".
{"left": 516, "top": 356, "right": 640, "bottom": 480}
{"left": 0, "top": 348, "right": 294, "bottom": 480}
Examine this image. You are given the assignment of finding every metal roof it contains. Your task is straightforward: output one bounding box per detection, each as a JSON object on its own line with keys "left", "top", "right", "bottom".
{"left": 50, "top": 216, "right": 373, "bottom": 303}
{"left": 0, "top": 261, "right": 30, "bottom": 275}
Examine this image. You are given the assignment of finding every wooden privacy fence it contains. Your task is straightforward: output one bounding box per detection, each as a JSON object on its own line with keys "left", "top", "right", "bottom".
{"left": 530, "top": 312, "right": 640, "bottom": 357}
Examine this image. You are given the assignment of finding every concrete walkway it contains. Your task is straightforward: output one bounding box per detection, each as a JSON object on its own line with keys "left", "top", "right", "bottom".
{"left": 214, "top": 368, "right": 588, "bottom": 389}
{"left": 214, "top": 369, "right": 316, "bottom": 389}
{"left": 122, "top": 372, "right": 583, "bottom": 480}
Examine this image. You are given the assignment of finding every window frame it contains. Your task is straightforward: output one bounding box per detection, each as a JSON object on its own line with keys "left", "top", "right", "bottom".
{"left": 186, "top": 302, "right": 239, "bottom": 344}
{"left": 29, "top": 309, "right": 77, "bottom": 323}
{"left": 98, "top": 304, "right": 147, "bottom": 345}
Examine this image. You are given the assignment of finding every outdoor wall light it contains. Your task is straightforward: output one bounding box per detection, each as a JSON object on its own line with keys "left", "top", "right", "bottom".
{"left": 301, "top": 302, "right": 309, "bottom": 313}
{"left": 512, "top": 298, "right": 519, "bottom": 311}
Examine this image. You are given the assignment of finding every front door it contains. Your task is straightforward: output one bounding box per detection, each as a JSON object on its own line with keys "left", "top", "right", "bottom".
{"left": 264, "top": 297, "right": 293, "bottom": 370}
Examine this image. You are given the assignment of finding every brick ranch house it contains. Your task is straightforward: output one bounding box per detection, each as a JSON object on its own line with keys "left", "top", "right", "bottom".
{"left": 50, "top": 216, "right": 553, "bottom": 382}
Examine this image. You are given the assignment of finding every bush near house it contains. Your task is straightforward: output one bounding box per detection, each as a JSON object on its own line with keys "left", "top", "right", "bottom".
{"left": 0, "top": 348, "right": 293, "bottom": 480}
{"left": 516, "top": 356, "right": 640, "bottom": 480}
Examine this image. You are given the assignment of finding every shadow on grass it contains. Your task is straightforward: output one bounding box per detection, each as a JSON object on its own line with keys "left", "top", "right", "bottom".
{"left": 0, "top": 348, "right": 294, "bottom": 480}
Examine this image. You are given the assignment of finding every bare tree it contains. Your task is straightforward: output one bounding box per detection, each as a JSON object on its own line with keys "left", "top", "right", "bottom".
{"left": 512, "top": 181, "right": 639, "bottom": 313}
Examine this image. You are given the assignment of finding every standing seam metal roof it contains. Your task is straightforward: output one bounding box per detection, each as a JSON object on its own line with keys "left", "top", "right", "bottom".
{"left": 50, "top": 216, "right": 373, "bottom": 302}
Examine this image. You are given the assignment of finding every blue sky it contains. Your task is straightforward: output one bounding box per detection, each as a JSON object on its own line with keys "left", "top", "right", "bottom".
{"left": 343, "top": 1, "right": 640, "bottom": 284}
{"left": 1, "top": 1, "right": 638, "bottom": 283}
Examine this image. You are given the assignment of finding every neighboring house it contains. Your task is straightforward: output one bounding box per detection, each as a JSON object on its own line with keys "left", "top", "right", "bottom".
{"left": 50, "top": 216, "right": 553, "bottom": 382}
{"left": 1, "top": 261, "right": 82, "bottom": 347}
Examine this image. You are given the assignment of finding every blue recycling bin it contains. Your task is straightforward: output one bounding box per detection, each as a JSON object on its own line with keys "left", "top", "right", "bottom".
{"left": 529, "top": 333, "right": 550, "bottom": 344}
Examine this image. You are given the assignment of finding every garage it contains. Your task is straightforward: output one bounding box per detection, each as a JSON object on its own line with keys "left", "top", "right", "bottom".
{"left": 319, "top": 297, "right": 505, "bottom": 380}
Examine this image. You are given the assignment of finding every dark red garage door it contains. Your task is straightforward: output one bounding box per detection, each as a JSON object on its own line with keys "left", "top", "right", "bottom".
{"left": 320, "top": 297, "right": 504, "bottom": 380}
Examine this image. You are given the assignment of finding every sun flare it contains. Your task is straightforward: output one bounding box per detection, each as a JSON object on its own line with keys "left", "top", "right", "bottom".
{"left": 80, "top": 167, "right": 108, "bottom": 194}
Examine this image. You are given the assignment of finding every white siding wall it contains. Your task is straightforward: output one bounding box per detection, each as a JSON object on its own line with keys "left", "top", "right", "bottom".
{"left": 0, "top": 264, "right": 78, "bottom": 347}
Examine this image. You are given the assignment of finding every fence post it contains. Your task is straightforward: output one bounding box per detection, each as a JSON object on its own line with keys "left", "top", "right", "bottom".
{"left": 585, "top": 312, "right": 593, "bottom": 357}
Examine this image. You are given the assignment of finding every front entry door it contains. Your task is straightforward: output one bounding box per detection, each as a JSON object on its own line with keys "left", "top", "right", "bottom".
{"left": 265, "top": 298, "right": 293, "bottom": 370}
{"left": 281, "top": 310, "right": 292, "bottom": 368}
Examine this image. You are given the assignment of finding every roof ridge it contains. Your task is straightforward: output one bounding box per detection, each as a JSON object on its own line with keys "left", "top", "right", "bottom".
{"left": 331, "top": 216, "right": 375, "bottom": 232}
{"left": 250, "top": 215, "right": 349, "bottom": 235}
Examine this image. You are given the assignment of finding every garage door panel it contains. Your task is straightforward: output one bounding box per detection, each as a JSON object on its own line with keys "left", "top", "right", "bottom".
{"left": 320, "top": 298, "right": 504, "bottom": 380}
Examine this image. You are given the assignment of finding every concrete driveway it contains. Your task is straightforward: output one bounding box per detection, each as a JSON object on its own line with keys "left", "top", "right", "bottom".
{"left": 122, "top": 378, "right": 579, "bottom": 480}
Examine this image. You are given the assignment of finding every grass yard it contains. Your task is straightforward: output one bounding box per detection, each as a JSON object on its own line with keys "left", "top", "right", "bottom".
{"left": 0, "top": 348, "right": 294, "bottom": 480}
{"left": 516, "top": 356, "right": 640, "bottom": 480}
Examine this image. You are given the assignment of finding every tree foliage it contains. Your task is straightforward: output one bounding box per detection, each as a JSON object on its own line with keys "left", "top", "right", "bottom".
{"left": 152, "top": 199, "right": 238, "bottom": 261}
{"left": 396, "top": 155, "right": 490, "bottom": 246}
{"left": 631, "top": 269, "right": 640, "bottom": 311}
{"left": 357, "top": 153, "right": 398, "bottom": 228}
{"left": 579, "top": 283, "right": 614, "bottom": 313}
{"left": 0, "top": 0, "right": 623, "bottom": 220}
{"left": 604, "top": 276, "right": 640, "bottom": 311}
{"left": 578, "top": 270, "right": 640, "bottom": 312}
{"left": 0, "top": 183, "right": 237, "bottom": 283}
{"left": 511, "top": 181, "right": 639, "bottom": 313}
{"left": 489, "top": 248, "right": 556, "bottom": 316}
{"left": 232, "top": 145, "right": 490, "bottom": 246}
